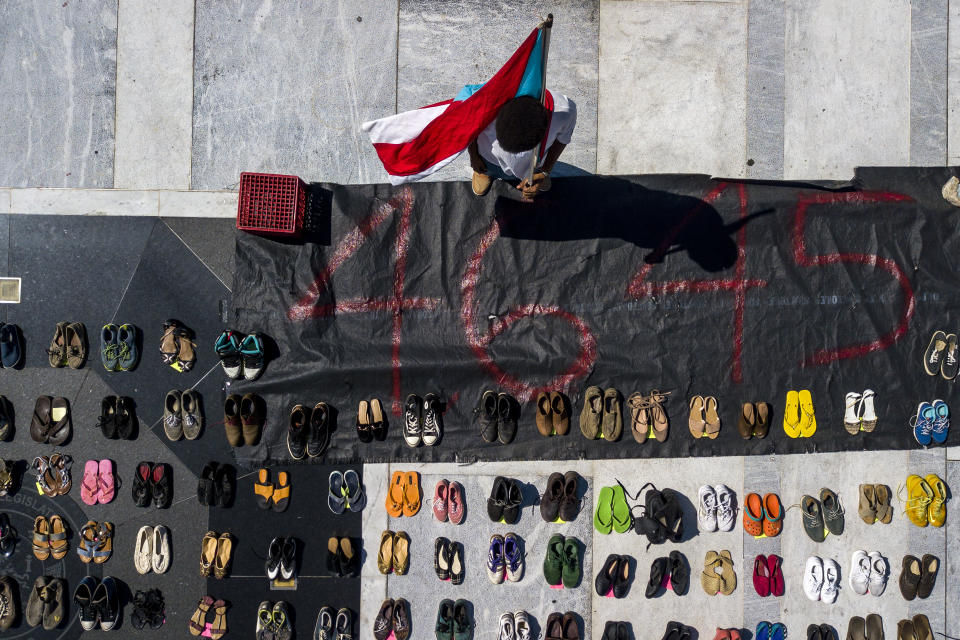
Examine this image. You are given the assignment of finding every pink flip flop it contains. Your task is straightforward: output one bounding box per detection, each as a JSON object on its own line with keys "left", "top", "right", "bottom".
{"left": 80, "top": 460, "right": 99, "bottom": 505}
{"left": 97, "top": 459, "right": 115, "bottom": 504}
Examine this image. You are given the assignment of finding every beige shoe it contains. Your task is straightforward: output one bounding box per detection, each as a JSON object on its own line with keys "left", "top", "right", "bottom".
{"left": 704, "top": 396, "right": 721, "bottom": 439}
{"left": 579, "top": 386, "right": 602, "bottom": 439}
{"left": 688, "top": 396, "right": 706, "bottom": 438}
{"left": 627, "top": 393, "right": 650, "bottom": 444}
{"left": 601, "top": 388, "right": 622, "bottom": 441}
{"left": 472, "top": 171, "right": 492, "bottom": 196}
{"left": 718, "top": 550, "right": 737, "bottom": 594}
{"left": 858, "top": 484, "right": 877, "bottom": 524}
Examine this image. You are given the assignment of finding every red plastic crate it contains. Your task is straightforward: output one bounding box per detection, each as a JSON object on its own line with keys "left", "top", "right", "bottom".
{"left": 236, "top": 172, "right": 307, "bottom": 236}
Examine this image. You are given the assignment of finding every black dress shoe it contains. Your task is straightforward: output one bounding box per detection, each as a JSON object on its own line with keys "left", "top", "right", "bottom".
{"left": 116, "top": 396, "right": 136, "bottom": 439}
{"left": 497, "top": 392, "right": 518, "bottom": 444}
{"left": 502, "top": 479, "right": 523, "bottom": 524}
{"left": 487, "top": 476, "right": 508, "bottom": 522}
{"left": 540, "top": 473, "right": 564, "bottom": 523}
{"left": 559, "top": 471, "right": 580, "bottom": 522}
{"left": 646, "top": 557, "right": 668, "bottom": 598}
{"left": 595, "top": 554, "right": 619, "bottom": 596}
{"left": 669, "top": 550, "right": 689, "bottom": 595}
{"left": 197, "top": 462, "right": 216, "bottom": 507}
{"left": 613, "top": 555, "right": 632, "bottom": 598}
{"left": 150, "top": 463, "right": 171, "bottom": 509}
{"left": 476, "top": 391, "right": 498, "bottom": 443}
{"left": 98, "top": 396, "right": 118, "bottom": 439}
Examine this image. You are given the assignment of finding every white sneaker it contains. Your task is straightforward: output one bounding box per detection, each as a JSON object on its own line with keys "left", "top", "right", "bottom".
{"left": 803, "top": 556, "right": 824, "bottom": 601}
{"left": 848, "top": 549, "right": 870, "bottom": 595}
{"left": 697, "top": 485, "right": 718, "bottom": 532}
{"left": 498, "top": 613, "right": 516, "bottom": 640}
{"left": 868, "top": 551, "right": 888, "bottom": 596}
{"left": 715, "top": 484, "right": 736, "bottom": 532}
{"left": 821, "top": 558, "right": 840, "bottom": 603}
{"left": 844, "top": 392, "right": 862, "bottom": 429}
{"left": 514, "top": 611, "right": 531, "bottom": 640}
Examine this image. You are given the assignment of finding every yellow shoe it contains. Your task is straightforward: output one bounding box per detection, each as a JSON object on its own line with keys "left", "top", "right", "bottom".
{"left": 798, "top": 389, "right": 817, "bottom": 437}
{"left": 925, "top": 473, "right": 947, "bottom": 527}
{"left": 783, "top": 390, "right": 801, "bottom": 438}
{"left": 472, "top": 171, "right": 492, "bottom": 196}
{"left": 904, "top": 475, "right": 933, "bottom": 527}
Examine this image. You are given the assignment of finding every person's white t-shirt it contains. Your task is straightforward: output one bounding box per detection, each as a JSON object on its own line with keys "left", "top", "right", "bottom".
{"left": 476, "top": 93, "right": 577, "bottom": 179}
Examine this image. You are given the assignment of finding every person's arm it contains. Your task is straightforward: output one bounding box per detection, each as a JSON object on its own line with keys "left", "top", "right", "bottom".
{"left": 539, "top": 140, "right": 566, "bottom": 174}
{"left": 518, "top": 140, "right": 566, "bottom": 199}
{"left": 467, "top": 139, "right": 488, "bottom": 174}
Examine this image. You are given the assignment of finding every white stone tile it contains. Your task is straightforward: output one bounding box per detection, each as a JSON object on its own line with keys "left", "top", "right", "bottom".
{"left": 783, "top": 0, "right": 910, "bottom": 179}
{"left": 114, "top": 0, "right": 194, "bottom": 189}
{"left": 949, "top": 0, "right": 960, "bottom": 164}
{"left": 598, "top": 0, "right": 747, "bottom": 177}
{"left": 9, "top": 188, "right": 158, "bottom": 216}
{"left": 158, "top": 190, "right": 239, "bottom": 218}
{"left": 0, "top": 190, "right": 9, "bottom": 214}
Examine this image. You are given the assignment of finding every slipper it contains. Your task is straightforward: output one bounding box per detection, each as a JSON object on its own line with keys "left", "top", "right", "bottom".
{"left": 48, "top": 515, "right": 68, "bottom": 560}
{"left": 377, "top": 530, "right": 394, "bottom": 574}
{"left": 385, "top": 471, "right": 405, "bottom": 517}
{"left": 344, "top": 469, "right": 365, "bottom": 511}
{"left": 783, "top": 390, "right": 801, "bottom": 438}
{"left": 80, "top": 460, "right": 99, "bottom": 505}
{"left": 611, "top": 484, "right": 632, "bottom": 533}
{"left": 402, "top": 472, "right": 420, "bottom": 517}
{"left": 272, "top": 471, "right": 290, "bottom": 513}
{"left": 327, "top": 471, "right": 346, "bottom": 515}
{"left": 97, "top": 459, "right": 115, "bottom": 504}
{"left": 798, "top": 389, "right": 816, "bottom": 437}
{"left": 594, "top": 486, "right": 614, "bottom": 534}
{"left": 254, "top": 468, "right": 274, "bottom": 510}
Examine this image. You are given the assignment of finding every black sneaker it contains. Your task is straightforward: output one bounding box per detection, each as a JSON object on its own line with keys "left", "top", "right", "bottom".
{"left": 280, "top": 537, "right": 298, "bottom": 580}
{"left": 73, "top": 576, "right": 98, "bottom": 631}
{"left": 94, "top": 577, "right": 118, "bottom": 631}
{"left": 475, "top": 391, "right": 498, "bottom": 443}
{"left": 287, "top": 406, "right": 308, "bottom": 460}
{"left": 422, "top": 393, "right": 442, "bottom": 446}
{"left": 403, "top": 394, "right": 422, "bottom": 447}
{"left": 265, "top": 537, "right": 283, "bottom": 579}
{"left": 116, "top": 396, "right": 136, "bottom": 439}
{"left": 308, "top": 402, "right": 330, "bottom": 458}
{"left": 540, "top": 472, "right": 563, "bottom": 522}
{"left": 98, "top": 396, "right": 118, "bottom": 439}
{"left": 942, "top": 333, "right": 959, "bottom": 380}
{"left": 502, "top": 478, "right": 523, "bottom": 525}
{"left": 924, "top": 330, "right": 948, "bottom": 376}
{"left": 497, "top": 393, "right": 517, "bottom": 444}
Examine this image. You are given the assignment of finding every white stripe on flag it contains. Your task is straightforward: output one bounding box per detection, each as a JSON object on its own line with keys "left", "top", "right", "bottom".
{"left": 361, "top": 103, "right": 451, "bottom": 144}
{"left": 383, "top": 150, "right": 464, "bottom": 185}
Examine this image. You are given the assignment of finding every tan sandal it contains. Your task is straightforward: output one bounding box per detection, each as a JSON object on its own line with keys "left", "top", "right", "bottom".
{"left": 719, "top": 550, "right": 737, "bottom": 594}
{"left": 189, "top": 596, "right": 214, "bottom": 636}
{"left": 688, "top": 396, "right": 706, "bottom": 438}
{"left": 32, "top": 516, "right": 50, "bottom": 560}
{"left": 649, "top": 390, "right": 671, "bottom": 442}
{"left": 50, "top": 453, "right": 72, "bottom": 495}
{"left": 704, "top": 396, "right": 721, "bottom": 439}
{"left": 392, "top": 531, "right": 410, "bottom": 575}
{"left": 48, "top": 515, "right": 68, "bottom": 560}
{"left": 200, "top": 531, "right": 218, "bottom": 577}
{"left": 627, "top": 393, "right": 650, "bottom": 443}
{"left": 209, "top": 599, "right": 228, "bottom": 639}
{"left": 213, "top": 533, "right": 233, "bottom": 579}
{"left": 701, "top": 550, "right": 721, "bottom": 595}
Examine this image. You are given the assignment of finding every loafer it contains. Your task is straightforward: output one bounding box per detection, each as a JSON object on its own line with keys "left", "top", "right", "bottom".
{"left": 152, "top": 525, "right": 171, "bottom": 573}
{"left": 134, "top": 526, "right": 153, "bottom": 574}
{"left": 551, "top": 391, "right": 571, "bottom": 435}
{"left": 0, "top": 323, "right": 21, "bottom": 368}
{"left": 240, "top": 393, "right": 264, "bottom": 446}
{"left": 579, "top": 386, "right": 602, "bottom": 438}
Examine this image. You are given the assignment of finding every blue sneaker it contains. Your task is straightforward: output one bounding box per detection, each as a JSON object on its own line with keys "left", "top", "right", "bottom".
{"left": 912, "top": 402, "right": 935, "bottom": 446}
{"left": 504, "top": 532, "right": 524, "bottom": 582}
{"left": 100, "top": 324, "right": 120, "bottom": 371}
{"left": 486, "top": 534, "right": 505, "bottom": 584}
{"left": 215, "top": 330, "right": 243, "bottom": 379}
{"left": 931, "top": 399, "right": 950, "bottom": 444}
{"left": 240, "top": 332, "right": 265, "bottom": 381}
{"left": 117, "top": 323, "right": 139, "bottom": 371}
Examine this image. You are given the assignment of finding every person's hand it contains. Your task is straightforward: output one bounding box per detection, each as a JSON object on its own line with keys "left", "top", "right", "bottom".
{"left": 518, "top": 172, "right": 549, "bottom": 201}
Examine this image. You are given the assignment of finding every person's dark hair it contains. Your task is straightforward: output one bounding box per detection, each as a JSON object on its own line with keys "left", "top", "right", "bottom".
{"left": 495, "top": 96, "right": 549, "bottom": 153}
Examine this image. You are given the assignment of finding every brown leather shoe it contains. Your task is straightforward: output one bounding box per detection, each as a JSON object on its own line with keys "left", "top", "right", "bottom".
{"left": 392, "top": 598, "right": 411, "bottom": 640}
{"left": 373, "top": 599, "right": 394, "bottom": 640}
{"left": 223, "top": 395, "right": 242, "bottom": 447}
{"left": 65, "top": 322, "right": 87, "bottom": 369}
{"left": 31, "top": 396, "right": 52, "bottom": 443}
{"left": 753, "top": 402, "right": 771, "bottom": 438}
{"left": 561, "top": 612, "right": 579, "bottom": 640}
{"left": 535, "top": 392, "right": 553, "bottom": 436}
{"left": 472, "top": 171, "right": 492, "bottom": 196}
{"left": 737, "top": 403, "right": 755, "bottom": 439}
{"left": 550, "top": 391, "right": 570, "bottom": 435}
{"left": 47, "top": 322, "right": 68, "bottom": 367}
{"left": 240, "top": 393, "right": 264, "bottom": 446}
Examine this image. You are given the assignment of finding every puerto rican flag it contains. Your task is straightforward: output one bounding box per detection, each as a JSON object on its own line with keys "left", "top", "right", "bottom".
{"left": 362, "top": 26, "right": 547, "bottom": 185}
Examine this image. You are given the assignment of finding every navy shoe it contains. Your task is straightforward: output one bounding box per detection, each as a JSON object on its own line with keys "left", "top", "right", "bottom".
{"left": 100, "top": 324, "right": 120, "bottom": 371}
{"left": 240, "top": 332, "right": 266, "bottom": 381}
{"left": 0, "top": 324, "right": 21, "bottom": 368}
{"left": 117, "top": 323, "right": 139, "bottom": 371}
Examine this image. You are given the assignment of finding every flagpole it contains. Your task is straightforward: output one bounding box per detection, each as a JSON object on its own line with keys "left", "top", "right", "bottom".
{"left": 526, "top": 13, "right": 553, "bottom": 185}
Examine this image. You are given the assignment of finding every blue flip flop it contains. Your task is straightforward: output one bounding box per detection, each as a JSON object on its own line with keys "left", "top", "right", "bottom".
{"left": 756, "top": 622, "right": 772, "bottom": 640}
{"left": 771, "top": 623, "right": 787, "bottom": 640}
{"left": 327, "top": 471, "right": 345, "bottom": 514}
{"left": 344, "top": 469, "right": 366, "bottom": 512}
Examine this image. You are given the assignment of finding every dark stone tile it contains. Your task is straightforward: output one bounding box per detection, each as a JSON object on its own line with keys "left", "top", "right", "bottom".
{"left": 161, "top": 218, "right": 238, "bottom": 292}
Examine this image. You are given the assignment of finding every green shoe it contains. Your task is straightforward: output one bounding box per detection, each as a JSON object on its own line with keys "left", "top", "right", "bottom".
{"left": 611, "top": 484, "right": 632, "bottom": 533}
{"left": 453, "top": 599, "right": 472, "bottom": 640}
{"left": 594, "top": 486, "right": 614, "bottom": 534}
{"left": 543, "top": 534, "right": 565, "bottom": 586}
{"left": 561, "top": 536, "right": 581, "bottom": 588}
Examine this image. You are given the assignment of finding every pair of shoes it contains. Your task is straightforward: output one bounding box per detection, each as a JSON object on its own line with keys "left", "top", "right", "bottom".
{"left": 627, "top": 390, "right": 671, "bottom": 443}
{"left": 807, "top": 624, "right": 835, "bottom": 640}
{"left": 595, "top": 553, "right": 633, "bottom": 598}
{"left": 265, "top": 536, "right": 298, "bottom": 580}
{"left": 602, "top": 621, "right": 631, "bottom": 640}
{"left": 737, "top": 401, "right": 771, "bottom": 439}
{"left": 753, "top": 554, "right": 785, "bottom": 597}
{"left": 803, "top": 556, "right": 840, "bottom": 603}
{"left": 543, "top": 534, "right": 581, "bottom": 588}
{"left": 189, "top": 596, "right": 228, "bottom": 638}
{"left": 688, "top": 395, "right": 721, "bottom": 439}
{"left": 499, "top": 611, "right": 533, "bottom": 640}
{"left": 254, "top": 469, "right": 290, "bottom": 511}
{"left": 100, "top": 322, "right": 138, "bottom": 370}
{"left": 435, "top": 536, "right": 466, "bottom": 584}
{"left": 132, "top": 461, "right": 172, "bottom": 508}
{"left": 546, "top": 612, "right": 579, "bottom": 640}
{"left": 0, "top": 323, "right": 22, "bottom": 368}
{"left": 404, "top": 393, "right": 443, "bottom": 446}
{"left": 801, "top": 489, "right": 844, "bottom": 541}
{"left": 134, "top": 525, "right": 170, "bottom": 574}
{"left": 288, "top": 402, "right": 331, "bottom": 459}
{"left": 697, "top": 484, "right": 736, "bottom": 533}
{"left": 434, "top": 479, "right": 465, "bottom": 523}
{"left": 357, "top": 398, "right": 387, "bottom": 442}
{"left": 32, "top": 515, "right": 69, "bottom": 560}
{"left": 844, "top": 391, "right": 878, "bottom": 433}
{"left": 476, "top": 390, "right": 518, "bottom": 444}
{"left": 487, "top": 476, "right": 522, "bottom": 523}
{"left": 0, "top": 513, "right": 17, "bottom": 558}
{"left": 858, "top": 484, "right": 893, "bottom": 524}
{"left": 898, "top": 554, "right": 938, "bottom": 599}
{"left": 535, "top": 391, "right": 570, "bottom": 436}
{"left": 743, "top": 492, "right": 783, "bottom": 537}
{"left": 757, "top": 623, "right": 787, "bottom": 640}
{"left": 580, "top": 386, "right": 622, "bottom": 440}
{"left": 32, "top": 454, "right": 72, "bottom": 497}
{"left": 436, "top": 600, "right": 472, "bottom": 640}
{"left": 224, "top": 393, "right": 264, "bottom": 446}
{"left": 784, "top": 389, "right": 817, "bottom": 437}
{"left": 48, "top": 321, "right": 86, "bottom": 369}
{"left": 329, "top": 470, "right": 365, "bottom": 514}
{"left": 159, "top": 319, "right": 196, "bottom": 372}
{"left": 541, "top": 471, "right": 580, "bottom": 522}
{"left": 901, "top": 474, "right": 947, "bottom": 527}
{"left": 386, "top": 471, "right": 420, "bottom": 516}
{"left": 80, "top": 459, "right": 115, "bottom": 505}
{"left": 316, "top": 606, "right": 352, "bottom": 640}
{"left": 198, "top": 462, "right": 235, "bottom": 507}
{"left": 98, "top": 395, "right": 136, "bottom": 439}
{"left": 164, "top": 389, "right": 203, "bottom": 440}
{"left": 849, "top": 550, "right": 888, "bottom": 595}
{"left": 911, "top": 400, "right": 949, "bottom": 445}
{"left": 847, "top": 615, "right": 883, "bottom": 640}
{"left": 77, "top": 520, "right": 113, "bottom": 564}
{"left": 373, "top": 598, "right": 410, "bottom": 640}
{"left": 131, "top": 588, "right": 165, "bottom": 630}
{"left": 486, "top": 533, "right": 523, "bottom": 583}
{"left": 896, "top": 615, "right": 933, "bottom": 640}
{"left": 701, "top": 550, "right": 736, "bottom": 595}
{"left": 0, "top": 576, "right": 17, "bottom": 631}
{"left": 594, "top": 484, "right": 631, "bottom": 534}
{"left": 200, "top": 532, "right": 233, "bottom": 579}
{"left": 377, "top": 530, "right": 410, "bottom": 575}
{"left": 30, "top": 396, "right": 71, "bottom": 444}
{"left": 326, "top": 536, "right": 358, "bottom": 577}
{"left": 215, "top": 329, "right": 265, "bottom": 380}
{"left": 923, "top": 330, "right": 959, "bottom": 378}
{"left": 26, "top": 577, "right": 66, "bottom": 630}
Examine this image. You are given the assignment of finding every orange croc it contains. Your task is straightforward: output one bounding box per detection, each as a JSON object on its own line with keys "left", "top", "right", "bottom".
{"left": 402, "top": 471, "right": 421, "bottom": 517}
{"left": 743, "top": 493, "right": 763, "bottom": 536}
{"left": 762, "top": 493, "right": 783, "bottom": 537}
{"left": 385, "top": 471, "right": 405, "bottom": 518}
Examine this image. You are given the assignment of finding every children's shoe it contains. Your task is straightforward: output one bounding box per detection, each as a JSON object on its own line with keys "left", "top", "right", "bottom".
{"left": 214, "top": 331, "right": 243, "bottom": 380}
{"left": 240, "top": 333, "right": 265, "bottom": 381}
{"left": 100, "top": 324, "right": 120, "bottom": 371}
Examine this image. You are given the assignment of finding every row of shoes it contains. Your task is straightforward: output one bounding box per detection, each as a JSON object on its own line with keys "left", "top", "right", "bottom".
{"left": 265, "top": 536, "right": 298, "bottom": 580}
{"left": 742, "top": 491, "right": 783, "bottom": 537}
{"left": 893, "top": 614, "right": 934, "bottom": 640}
{"left": 254, "top": 468, "right": 291, "bottom": 511}
{"left": 288, "top": 401, "right": 332, "bottom": 460}
{"left": 385, "top": 471, "right": 420, "bottom": 517}
{"left": 499, "top": 611, "right": 534, "bottom": 640}
{"left": 911, "top": 400, "right": 950, "bottom": 445}
{"left": 433, "top": 478, "right": 466, "bottom": 523}
{"left": 534, "top": 391, "right": 571, "bottom": 437}
{"left": 215, "top": 329, "right": 265, "bottom": 380}
{"left": 0, "top": 323, "right": 21, "bottom": 368}
{"left": 844, "top": 390, "right": 878, "bottom": 433}
{"left": 99, "top": 322, "right": 139, "bottom": 371}
{"left": 923, "top": 330, "right": 958, "bottom": 379}
{"left": 377, "top": 530, "right": 410, "bottom": 575}
{"left": 543, "top": 534, "right": 582, "bottom": 588}
{"left": 189, "top": 595, "right": 228, "bottom": 639}
{"left": 79, "top": 459, "right": 115, "bottom": 505}
{"left": 131, "top": 588, "right": 165, "bottom": 631}
{"left": 224, "top": 393, "right": 265, "bottom": 446}
{"left": 357, "top": 397, "right": 388, "bottom": 442}
{"left": 403, "top": 393, "right": 443, "bottom": 447}
{"left": 849, "top": 550, "right": 889, "bottom": 596}
{"left": 903, "top": 473, "right": 947, "bottom": 527}
{"left": 736, "top": 401, "right": 772, "bottom": 439}
{"left": 198, "top": 461, "right": 236, "bottom": 507}
{"left": 159, "top": 318, "right": 196, "bottom": 372}
{"left": 701, "top": 550, "right": 737, "bottom": 595}
{"left": 486, "top": 533, "right": 523, "bottom": 583}
{"left": 32, "top": 454, "right": 72, "bottom": 496}
{"left": 476, "top": 390, "right": 520, "bottom": 444}
{"left": 98, "top": 395, "right": 137, "bottom": 439}
{"left": 373, "top": 598, "right": 410, "bottom": 640}
{"left": 579, "top": 386, "right": 622, "bottom": 440}
{"left": 29, "top": 396, "right": 71, "bottom": 444}
{"left": 47, "top": 321, "right": 86, "bottom": 369}
{"left": 78, "top": 520, "right": 114, "bottom": 564}
{"left": 326, "top": 536, "right": 358, "bottom": 578}
{"left": 163, "top": 388, "right": 203, "bottom": 440}
{"left": 435, "top": 536, "right": 466, "bottom": 584}
{"left": 752, "top": 554, "right": 784, "bottom": 597}
{"left": 32, "top": 515, "right": 69, "bottom": 560}
{"left": 200, "top": 531, "right": 234, "bottom": 579}
{"left": 73, "top": 576, "right": 121, "bottom": 631}
{"left": 132, "top": 461, "right": 173, "bottom": 508}
{"left": 594, "top": 554, "right": 633, "bottom": 598}
{"left": 134, "top": 525, "right": 171, "bottom": 574}
{"left": 315, "top": 606, "right": 352, "bottom": 640}
{"left": 329, "top": 469, "right": 366, "bottom": 514}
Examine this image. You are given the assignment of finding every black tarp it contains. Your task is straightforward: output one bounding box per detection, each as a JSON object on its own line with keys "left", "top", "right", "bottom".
{"left": 229, "top": 167, "right": 960, "bottom": 465}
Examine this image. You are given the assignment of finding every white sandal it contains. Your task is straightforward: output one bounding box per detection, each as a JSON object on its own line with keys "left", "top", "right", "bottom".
{"left": 858, "top": 389, "right": 878, "bottom": 432}
{"left": 843, "top": 392, "right": 862, "bottom": 434}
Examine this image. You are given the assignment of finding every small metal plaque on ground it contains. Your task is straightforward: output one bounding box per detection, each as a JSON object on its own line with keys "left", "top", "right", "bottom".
{"left": 270, "top": 577, "right": 297, "bottom": 591}
{"left": 0, "top": 278, "right": 20, "bottom": 303}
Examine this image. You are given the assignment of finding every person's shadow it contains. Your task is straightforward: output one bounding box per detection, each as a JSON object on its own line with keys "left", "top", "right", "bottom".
{"left": 496, "top": 175, "right": 770, "bottom": 272}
